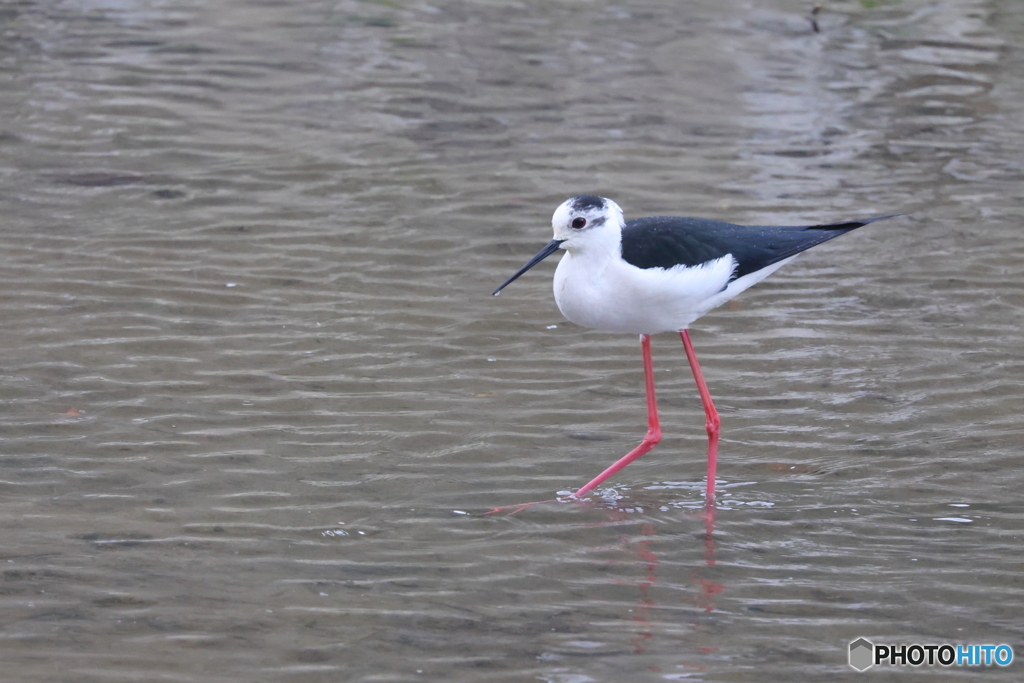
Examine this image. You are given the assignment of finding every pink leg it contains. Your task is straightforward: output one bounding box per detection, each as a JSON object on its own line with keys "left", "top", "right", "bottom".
{"left": 571, "top": 334, "right": 662, "bottom": 498}
{"left": 680, "top": 330, "right": 720, "bottom": 502}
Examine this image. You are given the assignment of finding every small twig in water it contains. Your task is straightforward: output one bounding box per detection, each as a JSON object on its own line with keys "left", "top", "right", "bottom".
{"left": 809, "top": 4, "right": 823, "bottom": 33}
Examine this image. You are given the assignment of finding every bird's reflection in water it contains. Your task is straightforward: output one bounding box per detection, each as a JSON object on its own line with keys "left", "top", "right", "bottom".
{"left": 694, "top": 504, "right": 723, "bottom": 613}
{"left": 629, "top": 522, "right": 659, "bottom": 655}
{"left": 600, "top": 500, "right": 723, "bottom": 668}
{"left": 481, "top": 490, "right": 724, "bottom": 671}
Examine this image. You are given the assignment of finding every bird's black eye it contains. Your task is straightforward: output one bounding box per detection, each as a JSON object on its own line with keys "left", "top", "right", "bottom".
{"left": 571, "top": 217, "right": 587, "bottom": 229}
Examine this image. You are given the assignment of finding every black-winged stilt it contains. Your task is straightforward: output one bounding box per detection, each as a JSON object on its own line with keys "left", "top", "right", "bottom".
{"left": 493, "top": 195, "right": 896, "bottom": 503}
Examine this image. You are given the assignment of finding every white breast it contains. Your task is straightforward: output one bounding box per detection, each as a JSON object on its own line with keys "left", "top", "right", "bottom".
{"left": 552, "top": 250, "right": 738, "bottom": 334}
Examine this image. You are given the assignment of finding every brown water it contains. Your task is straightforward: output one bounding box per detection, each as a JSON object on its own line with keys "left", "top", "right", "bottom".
{"left": 2, "top": 0, "right": 1023, "bottom": 681}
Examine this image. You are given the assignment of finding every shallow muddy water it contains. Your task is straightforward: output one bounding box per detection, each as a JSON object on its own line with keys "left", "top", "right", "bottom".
{"left": 1, "top": 1, "right": 1023, "bottom": 681}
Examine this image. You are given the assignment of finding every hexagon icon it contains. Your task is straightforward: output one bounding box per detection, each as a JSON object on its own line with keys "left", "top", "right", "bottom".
{"left": 849, "top": 638, "right": 874, "bottom": 671}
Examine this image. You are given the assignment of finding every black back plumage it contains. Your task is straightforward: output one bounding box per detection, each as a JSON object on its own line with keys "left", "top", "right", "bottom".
{"left": 620, "top": 215, "right": 896, "bottom": 280}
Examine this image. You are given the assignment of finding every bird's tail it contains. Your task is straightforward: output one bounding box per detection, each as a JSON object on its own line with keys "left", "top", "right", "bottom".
{"left": 806, "top": 214, "right": 903, "bottom": 231}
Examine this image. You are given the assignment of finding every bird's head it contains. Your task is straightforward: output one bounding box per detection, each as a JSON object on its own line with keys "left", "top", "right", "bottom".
{"left": 492, "top": 195, "right": 624, "bottom": 296}
{"left": 551, "top": 194, "right": 624, "bottom": 248}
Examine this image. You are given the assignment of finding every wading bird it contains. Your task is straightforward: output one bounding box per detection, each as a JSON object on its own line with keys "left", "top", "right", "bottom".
{"left": 494, "top": 195, "right": 895, "bottom": 502}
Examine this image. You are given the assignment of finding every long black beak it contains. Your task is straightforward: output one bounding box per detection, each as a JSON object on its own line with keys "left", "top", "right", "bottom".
{"left": 492, "top": 239, "right": 565, "bottom": 296}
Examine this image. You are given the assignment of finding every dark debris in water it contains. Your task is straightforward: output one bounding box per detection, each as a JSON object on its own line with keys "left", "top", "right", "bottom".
{"left": 564, "top": 431, "right": 613, "bottom": 442}
{"left": 151, "top": 189, "right": 186, "bottom": 199}
{"left": 93, "top": 595, "right": 157, "bottom": 608}
{"left": 53, "top": 172, "right": 145, "bottom": 187}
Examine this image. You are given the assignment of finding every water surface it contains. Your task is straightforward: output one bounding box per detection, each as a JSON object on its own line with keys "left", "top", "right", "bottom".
{"left": 2, "top": 1, "right": 1023, "bottom": 681}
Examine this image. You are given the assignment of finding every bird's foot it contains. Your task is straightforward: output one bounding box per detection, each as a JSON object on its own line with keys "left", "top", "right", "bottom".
{"left": 481, "top": 497, "right": 565, "bottom": 516}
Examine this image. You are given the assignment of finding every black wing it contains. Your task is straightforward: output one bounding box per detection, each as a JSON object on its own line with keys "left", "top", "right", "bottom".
{"left": 620, "top": 215, "right": 897, "bottom": 280}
